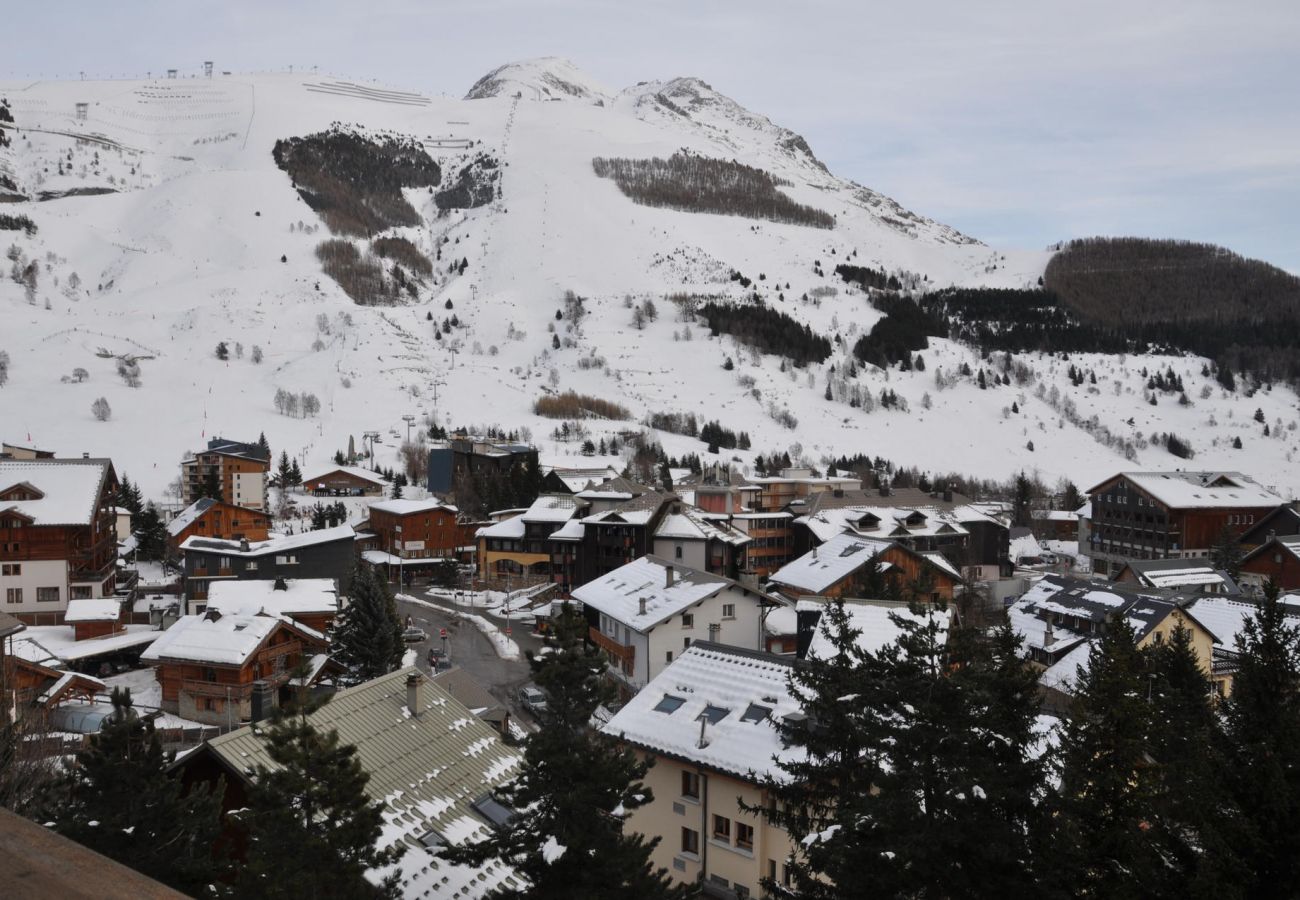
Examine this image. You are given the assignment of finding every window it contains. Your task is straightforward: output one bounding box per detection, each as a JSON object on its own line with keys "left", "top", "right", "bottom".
{"left": 36, "top": 587, "right": 59, "bottom": 603}
{"left": 722, "top": 603, "right": 736, "bottom": 619}
{"left": 681, "top": 827, "right": 699, "bottom": 857}
{"left": 203, "top": 667, "right": 217, "bottom": 682}
{"left": 655, "top": 695, "right": 686, "bottom": 714}
{"left": 768, "top": 860, "right": 777, "bottom": 882}
{"left": 276, "top": 554, "right": 298, "bottom": 565}
{"left": 0, "top": 563, "right": 19, "bottom": 576}
{"left": 675, "top": 544, "right": 683, "bottom": 559}
{"left": 245, "top": 561, "right": 258, "bottom": 572}
{"left": 713, "top": 814, "right": 731, "bottom": 842}
{"left": 684, "top": 637, "right": 692, "bottom": 650}
{"left": 218, "top": 556, "right": 231, "bottom": 570}
{"left": 681, "top": 613, "right": 694, "bottom": 628}
{"left": 665, "top": 651, "right": 673, "bottom": 664}
{"left": 5, "top": 588, "right": 20, "bottom": 604}
{"left": 71, "top": 585, "right": 92, "bottom": 600}
{"left": 681, "top": 770, "right": 700, "bottom": 800}
{"left": 736, "top": 822, "right": 754, "bottom": 850}
{"left": 202, "top": 698, "right": 216, "bottom": 711}
{"left": 471, "top": 794, "right": 515, "bottom": 827}
{"left": 735, "top": 886, "right": 750, "bottom": 899}
{"left": 699, "top": 704, "right": 729, "bottom": 725}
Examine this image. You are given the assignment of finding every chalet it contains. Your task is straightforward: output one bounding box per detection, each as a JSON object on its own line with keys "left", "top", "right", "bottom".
{"left": 476, "top": 494, "right": 590, "bottom": 592}
{"left": 204, "top": 577, "right": 339, "bottom": 632}
{"left": 577, "top": 491, "right": 678, "bottom": 584}
{"left": 63, "top": 597, "right": 124, "bottom": 640}
{"left": 652, "top": 503, "right": 750, "bottom": 580}
{"left": 573, "top": 556, "right": 770, "bottom": 695}
{"left": 1237, "top": 505, "right": 1300, "bottom": 550}
{"left": 1238, "top": 536, "right": 1300, "bottom": 592}
{"left": 1083, "top": 471, "right": 1284, "bottom": 577}
{"left": 0, "top": 457, "right": 120, "bottom": 625}
{"left": 0, "top": 612, "right": 106, "bottom": 728}
{"left": 574, "top": 475, "right": 653, "bottom": 513}
{"left": 1007, "top": 574, "right": 1224, "bottom": 704}
{"left": 744, "top": 467, "right": 861, "bottom": 514}
{"left": 140, "top": 608, "right": 329, "bottom": 726}
{"left": 767, "top": 532, "right": 962, "bottom": 603}
{"left": 303, "top": 465, "right": 387, "bottom": 497}
{"left": 166, "top": 497, "right": 271, "bottom": 554}
{"left": 427, "top": 434, "right": 538, "bottom": 494}
{"left": 181, "top": 437, "right": 271, "bottom": 512}
{"left": 173, "top": 667, "right": 525, "bottom": 897}
{"left": 1, "top": 443, "right": 55, "bottom": 460}
{"left": 1112, "top": 558, "right": 1240, "bottom": 595}
{"left": 540, "top": 465, "right": 620, "bottom": 494}
{"left": 179, "top": 524, "right": 355, "bottom": 610}
{"left": 602, "top": 643, "right": 801, "bottom": 898}
{"left": 364, "top": 498, "right": 471, "bottom": 569}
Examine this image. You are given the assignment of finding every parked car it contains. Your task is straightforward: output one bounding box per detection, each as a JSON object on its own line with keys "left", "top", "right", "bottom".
{"left": 402, "top": 626, "right": 428, "bottom": 644}
{"left": 518, "top": 685, "right": 547, "bottom": 715}
{"left": 426, "top": 647, "right": 446, "bottom": 665}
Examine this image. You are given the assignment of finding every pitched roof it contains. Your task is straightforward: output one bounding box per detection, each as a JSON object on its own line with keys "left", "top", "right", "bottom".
{"left": 654, "top": 506, "right": 750, "bottom": 546}
{"left": 1010, "top": 574, "right": 1220, "bottom": 644}
{"left": 572, "top": 556, "right": 757, "bottom": 632}
{"left": 304, "top": 465, "right": 388, "bottom": 486}
{"left": 602, "top": 642, "right": 801, "bottom": 780}
{"left": 0, "top": 458, "right": 113, "bottom": 526}
{"left": 767, "top": 532, "right": 895, "bottom": 594}
{"left": 180, "top": 523, "right": 355, "bottom": 556}
{"left": 141, "top": 611, "right": 321, "bottom": 666}
{"left": 582, "top": 491, "right": 677, "bottom": 527}
{"left": 796, "top": 504, "right": 971, "bottom": 545}
{"left": 1115, "top": 558, "right": 1239, "bottom": 591}
{"left": 166, "top": 497, "right": 216, "bottom": 537}
{"left": 368, "top": 499, "right": 458, "bottom": 516}
{"left": 205, "top": 578, "right": 339, "bottom": 617}
{"left": 202, "top": 668, "right": 524, "bottom": 898}
{"left": 63, "top": 598, "right": 122, "bottom": 623}
{"left": 805, "top": 599, "right": 950, "bottom": 660}
{"left": 1241, "top": 536, "right": 1300, "bottom": 567}
{"left": 1088, "top": 471, "right": 1283, "bottom": 509}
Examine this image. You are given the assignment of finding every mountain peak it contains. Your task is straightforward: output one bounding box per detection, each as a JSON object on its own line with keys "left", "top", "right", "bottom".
{"left": 464, "top": 57, "right": 612, "bottom": 103}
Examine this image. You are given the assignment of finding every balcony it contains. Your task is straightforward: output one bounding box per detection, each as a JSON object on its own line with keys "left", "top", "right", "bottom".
{"left": 589, "top": 626, "right": 635, "bottom": 667}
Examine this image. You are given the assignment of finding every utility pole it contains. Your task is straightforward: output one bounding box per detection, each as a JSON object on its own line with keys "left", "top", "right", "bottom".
{"left": 431, "top": 380, "right": 447, "bottom": 406}
{"left": 402, "top": 414, "right": 416, "bottom": 444}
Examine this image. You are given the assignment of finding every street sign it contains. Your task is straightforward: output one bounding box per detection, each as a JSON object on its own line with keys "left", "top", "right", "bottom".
{"left": 439, "top": 627, "right": 448, "bottom": 638}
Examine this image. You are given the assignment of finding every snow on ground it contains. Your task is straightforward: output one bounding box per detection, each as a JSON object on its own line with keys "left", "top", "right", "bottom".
{"left": 398, "top": 593, "right": 522, "bottom": 660}
{"left": 0, "top": 62, "right": 1296, "bottom": 507}
{"left": 101, "top": 666, "right": 210, "bottom": 730}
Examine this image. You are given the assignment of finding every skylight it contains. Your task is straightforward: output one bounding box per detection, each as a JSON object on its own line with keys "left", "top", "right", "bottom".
{"left": 839, "top": 544, "right": 865, "bottom": 558}
{"left": 419, "top": 828, "right": 446, "bottom": 850}
{"left": 471, "top": 794, "right": 515, "bottom": 828}
{"left": 740, "top": 703, "right": 772, "bottom": 724}
{"left": 698, "top": 704, "right": 730, "bottom": 725}
{"left": 654, "top": 695, "right": 686, "bottom": 714}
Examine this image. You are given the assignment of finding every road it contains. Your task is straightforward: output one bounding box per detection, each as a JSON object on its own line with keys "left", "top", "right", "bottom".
{"left": 394, "top": 592, "right": 544, "bottom": 727}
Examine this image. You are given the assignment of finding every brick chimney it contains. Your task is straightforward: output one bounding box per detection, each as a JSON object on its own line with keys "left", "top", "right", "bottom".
{"left": 665, "top": 565, "right": 674, "bottom": 588}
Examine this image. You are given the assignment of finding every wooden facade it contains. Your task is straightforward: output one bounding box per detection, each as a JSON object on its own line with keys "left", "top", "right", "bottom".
{"left": 181, "top": 439, "right": 271, "bottom": 512}
{"left": 1239, "top": 539, "right": 1300, "bottom": 591}
{"left": 304, "top": 468, "right": 385, "bottom": 496}
{"left": 367, "top": 503, "right": 470, "bottom": 561}
{"left": 168, "top": 500, "right": 270, "bottom": 553}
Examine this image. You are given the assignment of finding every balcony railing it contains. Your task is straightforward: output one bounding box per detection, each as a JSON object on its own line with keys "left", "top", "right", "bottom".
{"left": 589, "top": 626, "right": 635, "bottom": 666}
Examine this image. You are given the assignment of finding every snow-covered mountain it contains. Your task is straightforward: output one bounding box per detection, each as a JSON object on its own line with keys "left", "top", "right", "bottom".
{"left": 1, "top": 58, "right": 1296, "bottom": 502}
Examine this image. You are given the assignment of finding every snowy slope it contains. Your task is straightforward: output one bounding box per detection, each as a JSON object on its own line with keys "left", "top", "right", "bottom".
{"left": 0, "top": 59, "right": 1296, "bottom": 504}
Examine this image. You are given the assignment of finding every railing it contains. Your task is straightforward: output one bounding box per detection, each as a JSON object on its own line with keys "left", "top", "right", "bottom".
{"left": 182, "top": 680, "right": 253, "bottom": 700}
{"left": 589, "top": 626, "right": 635, "bottom": 666}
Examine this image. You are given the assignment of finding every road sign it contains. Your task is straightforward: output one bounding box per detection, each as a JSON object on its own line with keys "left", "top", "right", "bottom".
{"left": 439, "top": 627, "right": 448, "bottom": 638}
{"left": 505, "top": 625, "right": 512, "bottom": 636}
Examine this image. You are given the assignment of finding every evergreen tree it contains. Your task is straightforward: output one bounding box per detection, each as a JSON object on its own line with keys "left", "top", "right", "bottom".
{"left": 49, "top": 688, "right": 227, "bottom": 896}
{"left": 444, "top": 604, "right": 684, "bottom": 899}
{"left": 235, "top": 701, "right": 401, "bottom": 899}
{"left": 276, "top": 450, "right": 293, "bottom": 487}
{"left": 1012, "top": 471, "right": 1035, "bottom": 527}
{"left": 288, "top": 458, "right": 302, "bottom": 487}
{"left": 391, "top": 475, "right": 404, "bottom": 499}
{"left": 330, "top": 563, "right": 404, "bottom": 682}
{"left": 257, "top": 431, "right": 270, "bottom": 456}
{"left": 1222, "top": 581, "right": 1300, "bottom": 898}
{"left": 115, "top": 474, "right": 144, "bottom": 531}
{"left": 1146, "top": 624, "right": 1244, "bottom": 895}
{"left": 1046, "top": 619, "right": 1165, "bottom": 897}
{"left": 1210, "top": 522, "right": 1244, "bottom": 579}
{"left": 135, "top": 502, "right": 168, "bottom": 561}
{"left": 199, "top": 465, "right": 223, "bottom": 502}
{"left": 1060, "top": 480, "right": 1083, "bottom": 511}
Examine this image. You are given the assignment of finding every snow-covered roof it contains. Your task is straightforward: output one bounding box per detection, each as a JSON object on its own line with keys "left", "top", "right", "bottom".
{"left": 206, "top": 578, "right": 338, "bottom": 617}
{"left": 0, "top": 459, "right": 111, "bottom": 526}
{"left": 655, "top": 507, "right": 749, "bottom": 546}
{"left": 476, "top": 516, "right": 525, "bottom": 539}
{"left": 1181, "top": 595, "right": 1300, "bottom": 651}
{"left": 547, "top": 518, "right": 586, "bottom": 542}
{"left": 1093, "top": 471, "right": 1282, "bottom": 510}
{"left": 167, "top": 497, "right": 216, "bottom": 537}
{"left": 180, "top": 523, "right": 355, "bottom": 556}
{"left": 521, "top": 494, "right": 584, "bottom": 523}
{"left": 12, "top": 625, "right": 160, "bottom": 663}
{"left": 141, "top": 612, "right": 308, "bottom": 666}
{"left": 797, "top": 505, "right": 970, "bottom": 544}
{"left": 1009, "top": 533, "right": 1045, "bottom": 564}
{"left": 602, "top": 643, "right": 801, "bottom": 780}
{"left": 768, "top": 532, "right": 893, "bottom": 594}
{"left": 1040, "top": 639, "right": 1094, "bottom": 694}
{"left": 572, "top": 556, "right": 751, "bottom": 632}
{"left": 305, "top": 465, "right": 388, "bottom": 486}
{"left": 1007, "top": 603, "right": 1088, "bottom": 655}
{"left": 204, "top": 667, "right": 523, "bottom": 897}
{"left": 805, "top": 600, "right": 950, "bottom": 661}
{"left": 63, "top": 598, "right": 121, "bottom": 623}
{"left": 765, "top": 604, "right": 797, "bottom": 636}
{"left": 1009, "top": 574, "right": 1216, "bottom": 645}
{"left": 368, "top": 499, "right": 457, "bottom": 516}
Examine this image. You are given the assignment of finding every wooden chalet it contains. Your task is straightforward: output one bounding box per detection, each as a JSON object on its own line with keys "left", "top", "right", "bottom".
{"left": 767, "top": 532, "right": 963, "bottom": 602}
{"left": 303, "top": 465, "right": 387, "bottom": 496}
{"left": 166, "top": 497, "right": 271, "bottom": 554}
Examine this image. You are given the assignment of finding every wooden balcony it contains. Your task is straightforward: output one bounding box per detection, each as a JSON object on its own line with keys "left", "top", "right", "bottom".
{"left": 588, "top": 626, "right": 635, "bottom": 666}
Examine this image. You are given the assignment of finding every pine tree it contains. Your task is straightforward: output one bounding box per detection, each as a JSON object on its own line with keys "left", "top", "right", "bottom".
{"left": 135, "top": 502, "right": 168, "bottom": 561}
{"left": 1210, "top": 522, "right": 1244, "bottom": 579}
{"left": 257, "top": 431, "right": 270, "bottom": 456}
{"left": 288, "top": 458, "right": 302, "bottom": 487}
{"left": 1221, "top": 581, "right": 1300, "bottom": 898}
{"left": 330, "top": 563, "right": 404, "bottom": 683}
{"left": 1146, "top": 624, "right": 1244, "bottom": 894}
{"left": 234, "top": 701, "right": 401, "bottom": 899}
{"left": 48, "top": 688, "right": 227, "bottom": 896}
{"left": 198, "top": 465, "right": 223, "bottom": 502}
{"left": 1013, "top": 471, "right": 1034, "bottom": 527}
{"left": 276, "top": 450, "right": 293, "bottom": 487}
{"left": 444, "top": 604, "right": 685, "bottom": 899}
{"left": 1046, "top": 620, "right": 1165, "bottom": 896}
{"left": 116, "top": 474, "right": 144, "bottom": 531}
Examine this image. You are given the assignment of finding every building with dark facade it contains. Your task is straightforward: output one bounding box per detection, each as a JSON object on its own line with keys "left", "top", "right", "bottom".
{"left": 178, "top": 524, "right": 355, "bottom": 611}
{"left": 426, "top": 435, "right": 537, "bottom": 495}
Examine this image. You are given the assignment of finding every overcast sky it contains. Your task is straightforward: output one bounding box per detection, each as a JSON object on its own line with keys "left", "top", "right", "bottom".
{"left": 8, "top": 0, "right": 1299, "bottom": 270}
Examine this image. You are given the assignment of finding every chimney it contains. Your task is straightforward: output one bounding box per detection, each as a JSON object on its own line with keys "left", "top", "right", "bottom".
{"left": 639, "top": 597, "right": 648, "bottom": 616}
{"left": 708, "top": 623, "right": 720, "bottom": 643}
{"left": 1044, "top": 618, "right": 1055, "bottom": 648}
{"left": 665, "top": 565, "right": 674, "bottom": 588}
{"left": 943, "top": 484, "right": 954, "bottom": 504}
{"left": 82, "top": 452, "right": 89, "bottom": 459}
{"left": 1268, "top": 529, "right": 1277, "bottom": 543}
{"left": 406, "top": 671, "right": 424, "bottom": 717}
{"left": 250, "top": 680, "right": 271, "bottom": 724}
{"left": 812, "top": 545, "right": 819, "bottom": 560}
{"left": 879, "top": 479, "right": 891, "bottom": 498}
{"left": 240, "top": 538, "right": 250, "bottom": 552}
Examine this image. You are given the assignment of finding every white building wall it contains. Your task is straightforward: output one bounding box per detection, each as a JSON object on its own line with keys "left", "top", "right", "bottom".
{"left": 652, "top": 538, "right": 708, "bottom": 572}
{"left": 645, "top": 586, "right": 763, "bottom": 687}
{"left": 0, "top": 559, "right": 70, "bottom": 617}
{"left": 232, "top": 471, "right": 267, "bottom": 510}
